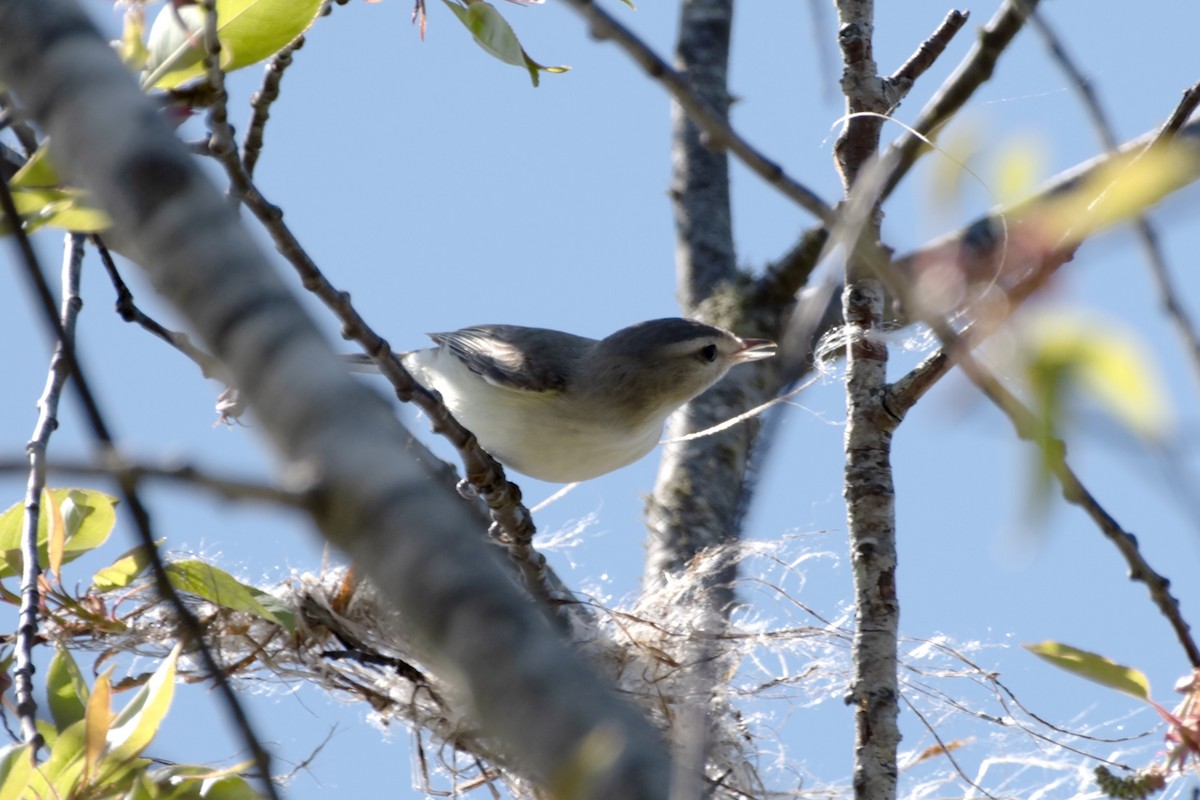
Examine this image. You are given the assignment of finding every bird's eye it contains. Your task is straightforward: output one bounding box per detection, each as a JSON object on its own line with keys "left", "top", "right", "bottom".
{"left": 698, "top": 344, "right": 719, "bottom": 363}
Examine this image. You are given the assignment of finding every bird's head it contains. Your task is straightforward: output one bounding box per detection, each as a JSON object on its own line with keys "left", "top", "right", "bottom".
{"left": 584, "top": 318, "right": 775, "bottom": 417}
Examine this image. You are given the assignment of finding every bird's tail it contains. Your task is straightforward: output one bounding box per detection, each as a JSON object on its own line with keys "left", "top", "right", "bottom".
{"left": 341, "top": 353, "right": 382, "bottom": 374}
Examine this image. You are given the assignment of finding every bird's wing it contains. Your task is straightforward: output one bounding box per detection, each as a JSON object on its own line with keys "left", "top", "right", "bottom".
{"left": 430, "top": 325, "right": 591, "bottom": 394}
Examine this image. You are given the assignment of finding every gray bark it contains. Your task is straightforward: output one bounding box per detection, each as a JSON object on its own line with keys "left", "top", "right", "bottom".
{"left": 644, "top": 0, "right": 783, "bottom": 604}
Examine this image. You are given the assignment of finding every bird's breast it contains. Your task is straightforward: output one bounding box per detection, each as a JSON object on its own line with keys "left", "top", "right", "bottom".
{"left": 404, "top": 348, "right": 666, "bottom": 482}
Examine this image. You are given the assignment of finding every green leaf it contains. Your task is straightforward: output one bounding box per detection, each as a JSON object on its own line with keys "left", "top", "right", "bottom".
{"left": 0, "top": 489, "right": 118, "bottom": 579}
{"left": 145, "top": 0, "right": 325, "bottom": 89}
{"left": 1021, "top": 310, "right": 1172, "bottom": 442}
{"left": 0, "top": 743, "right": 34, "bottom": 800}
{"left": 9, "top": 144, "right": 60, "bottom": 189}
{"left": 146, "top": 764, "right": 263, "bottom": 800}
{"left": 0, "top": 187, "right": 112, "bottom": 235}
{"left": 440, "top": 0, "right": 568, "bottom": 87}
{"left": 93, "top": 543, "right": 158, "bottom": 591}
{"left": 46, "top": 489, "right": 65, "bottom": 582}
{"left": 107, "top": 644, "right": 180, "bottom": 762}
{"left": 34, "top": 718, "right": 86, "bottom": 799}
{"left": 166, "top": 561, "right": 294, "bottom": 632}
{"left": 47, "top": 647, "right": 90, "bottom": 732}
{"left": 1025, "top": 641, "right": 1151, "bottom": 701}
{"left": 1035, "top": 143, "right": 1196, "bottom": 245}
{"left": 2, "top": 146, "right": 112, "bottom": 235}
{"left": 120, "top": 6, "right": 152, "bottom": 71}
{"left": 84, "top": 670, "right": 113, "bottom": 783}
{"left": 992, "top": 137, "right": 1045, "bottom": 205}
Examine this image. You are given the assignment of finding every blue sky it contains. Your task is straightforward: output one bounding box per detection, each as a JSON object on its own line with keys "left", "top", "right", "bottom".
{"left": 2, "top": 0, "right": 1199, "bottom": 796}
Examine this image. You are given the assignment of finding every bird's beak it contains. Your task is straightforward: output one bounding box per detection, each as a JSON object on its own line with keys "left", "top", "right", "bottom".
{"left": 731, "top": 338, "right": 777, "bottom": 363}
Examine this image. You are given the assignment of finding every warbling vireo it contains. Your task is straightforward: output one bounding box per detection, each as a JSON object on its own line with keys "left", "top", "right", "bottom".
{"left": 349, "top": 318, "right": 776, "bottom": 482}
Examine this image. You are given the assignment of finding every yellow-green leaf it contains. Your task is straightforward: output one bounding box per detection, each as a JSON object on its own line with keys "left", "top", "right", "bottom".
{"left": 925, "top": 121, "right": 983, "bottom": 208}
{"left": 3, "top": 146, "right": 112, "bottom": 235}
{"left": 107, "top": 644, "right": 180, "bottom": 762}
{"left": 441, "top": 0, "right": 568, "bottom": 87}
{"left": 35, "top": 718, "right": 86, "bottom": 798}
{"left": 120, "top": 7, "right": 152, "bottom": 71}
{"left": 0, "top": 743, "right": 34, "bottom": 800}
{"left": 166, "top": 560, "right": 295, "bottom": 632}
{"left": 47, "top": 647, "right": 90, "bottom": 732}
{"left": 146, "top": 763, "right": 262, "bottom": 800}
{"left": 1020, "top": 310, "right": 1171, "bottom": 442}
{"left": 993, "top": 136, "right": 1045, "bottom": 206}
{"left": 93, "top": 543, "right": 159, "bottom": 592}
{"left": 9, "top": 144, "right": 60, "bottom": 189}
{"left": 145, "top": 0, "right": 324, "bottom": 89}
{"left": 1025, "top": 641, "right": 1151, "bottom": 701}
{"left": 84, "top": 670, "right": 113, "bottom": 783}
{"left": 0, "top": 489, "right": 118, "bottom": 579}
{"left": 3, "top": 187, "right": 111, "bottom": 234}
{"left": 45, "top": 489, "right": 65, "bottom": 582}
{"left": 1035, "top": 143, "right": 1194, "bottom": 245}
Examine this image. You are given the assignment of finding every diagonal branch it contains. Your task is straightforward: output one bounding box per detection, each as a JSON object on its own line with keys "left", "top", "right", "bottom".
{"left": 879, "top": 0, "right": 1040, "bottom": 200}
{"left": 1027, "top": 11, "right": 1200, "bottom": 392}
{"left": 559, "top": 0, "right": 835, "bottom": 226}
{"left": 243, "top": 37, "right": 304, "bottom": 179}
{"left": 886, "top": 9, "right": 970, "bottom": 102}
{"left": 94, "top": 236, "right": 229, "bottom": 382}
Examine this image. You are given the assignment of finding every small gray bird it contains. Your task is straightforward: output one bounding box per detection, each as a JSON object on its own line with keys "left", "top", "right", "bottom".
{"left": 350, "top": 318, "right": 776, "bottom": 482}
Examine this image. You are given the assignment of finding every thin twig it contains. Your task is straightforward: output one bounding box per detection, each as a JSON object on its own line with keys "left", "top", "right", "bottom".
{"left": 0, "top": 88, "right": 38, "bottom": 157}
{"left": 199, "top": 0, "right": 235, "bottom": 166}
{"left": 0, "top": 457, "right": 306, "bottom": 508}
{"left": 1137, "top": 82, "right": 1200, "bottom": 390}
{"left": 901, "top": 694, "right": 997, "bottom": 800}
{"left": 1, "top": 187, "right": 72, "bottom": 757}
{"left": 243, "top": 37, "right": 304, "bottom": 179}
{"left": 879, "top": 0, "right": 1040, "bottom": 200}
{"left": 1159, "top": 82, "right": 1200, "bottom": 140}
{"left": 883, "top": 348, "right": 949, "bottom": 420}
{"left": 886, "top": 10, "right": 970, "bottom": 105}
{"left": 14, "top": 235, "right": 86, "bottom": 751}
{"left": 558, "top": 0, "right": 836, "bottom": 226}
{"left": 92, "top": 236, "right": 228, "bottom": 382}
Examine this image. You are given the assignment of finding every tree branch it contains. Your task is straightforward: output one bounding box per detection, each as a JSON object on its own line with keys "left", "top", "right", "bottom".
{"left": 833, "top": 0, "right": 906, "bottom": 797}
{"left": 11, "top": 234, "right": 87, "bottom": 751}
{"left": 640, "top": 0, "right": 779, "bottom": 609}
{"left": 1027, "top": 11, "right": 1200, "bottom": 393}
{"left": 243, "top": 37, "right": 304, "bottom": 179}
{"left": 559, "top": 0, "right": 835, "bottom": 227}
{"left": 0, "top": 456, "right": 306, "bottom": 508}
{"left": 879, "top": 0, "right": 1040, "bottom": 200}
{"left": 886, "top": 10, "right": 970, "bottom": 102}
{"left": 94, "top": 236, "right": 229, "bottom": 382}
